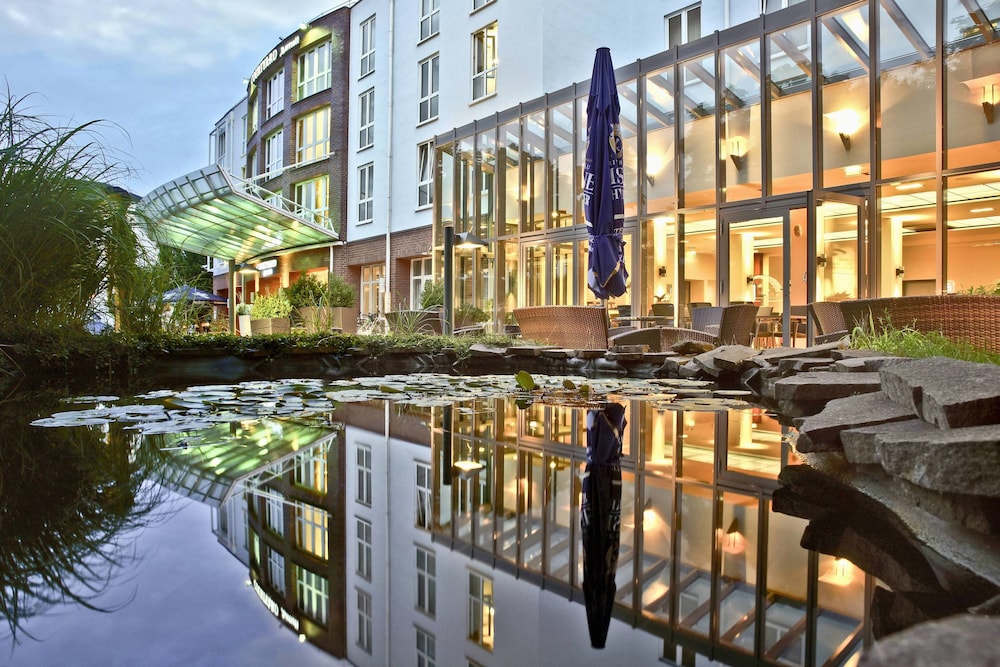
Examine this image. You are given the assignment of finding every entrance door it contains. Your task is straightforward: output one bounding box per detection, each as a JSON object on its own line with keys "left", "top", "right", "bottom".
{"left": 810, "top": 191, "right": 867, "bottom": 304}
{"left": 722, "top": 207, "right": 792, "bottom": 345}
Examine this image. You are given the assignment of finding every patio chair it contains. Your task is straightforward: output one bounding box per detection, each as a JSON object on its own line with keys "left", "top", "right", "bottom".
{"left": 513, "top": 305, "right": 642, "bottom": 350}
{"left": 753, "top": 306, "right": 778, "bottom": 348}
{"left": 807, "top": 302, "right": 849, "bottom": 343}
{"left": 657, "top": 304, "right": 760, "bottom": 349}
{"left": 648, "top": 302, "right": 675, "bottom": 327}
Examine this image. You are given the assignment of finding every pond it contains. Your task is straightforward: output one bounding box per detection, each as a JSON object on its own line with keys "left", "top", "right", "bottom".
{"left": 2, "top": 374, "right": 868, "bottom": 666}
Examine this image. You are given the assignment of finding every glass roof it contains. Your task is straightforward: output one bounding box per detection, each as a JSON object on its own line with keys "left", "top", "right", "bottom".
{"left": 138, "top": 165, "right": 340, "bottom": 264}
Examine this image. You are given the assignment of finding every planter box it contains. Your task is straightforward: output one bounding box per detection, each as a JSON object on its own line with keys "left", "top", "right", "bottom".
{"left": 238, "top": 314, "right": 253, "bottom": 337}
{"left": 250, "top": 317, "right": 290, "bottom": 335}
{"left": 295, "top": 306, "right": 343, "bottom": 333}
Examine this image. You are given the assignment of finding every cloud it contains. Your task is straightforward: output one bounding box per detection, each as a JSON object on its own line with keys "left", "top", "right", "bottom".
{"left": 0, "top": 0, "right": 331, "bottom": 71}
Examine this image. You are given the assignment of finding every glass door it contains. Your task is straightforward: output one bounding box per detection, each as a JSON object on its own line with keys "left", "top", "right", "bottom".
{"left": 810, "top": 191, "right": 867, "bottom": 304}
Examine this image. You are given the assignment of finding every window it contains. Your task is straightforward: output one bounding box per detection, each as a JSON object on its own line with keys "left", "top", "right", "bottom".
{"left": 473, "top": 0, "right": 495, "bottom": 9}
{"left": 264, "top": 70, "right": 284, "bottom": 119}
{"left": 265, "top": 491, "right": 284, "bottom": 537}
{"left": 295, "top": 175, "right": 329, "bottom": 225}
{"left": 666, "top": 3, "right": 701, "bottom": 48}
{"left": 215, "top": 129, "right": 227, "bottom": 163}
{"left": 417, "top": 141, "right": 434, "bottom": 208}
{"left": 359, "top": 88, "right": 375, "bottom": 149}
{"left": 361, "top": 264, "right": 384, "bottom": 315}
{"left": 357, "top": 589, "right": 373, "bottom": 653}
{"left": 472, "top": 23, "right": 498, "bottom": 101}
{"left": 358, "top": 162, "right": 374, "bottom": 223}
{"left": 264, "top": 129, "right": 283, "bottom": 176}
{"left": 267, "top": 548, "right": 285, "bottom": 593}
{"left": 297, "top": 41, "right": 332, "bottom": 100}
{"left": 356, "top": 445, "right": 372, "bottom": 506}
{"left": 419, "top": 0, "right": 439, "bottom": 41}
{"left": 468, "top": 571, "right": 494, "bottom": 650}
{"left": 296, "top": 566, "right": 329, "bottom": 625}
{"left": 416, "top": 461, "right": 433, "bottom": 529}
{"left": 416, "top": 546, "right": 436, "bottom": 616}
{"left": 419, "top": 55, "right": 440, "bottom": 122}
{"left": 296, "top": 106, "right": 330, "bottom": 164}
{"left": 247, "top": 148, "right": 258, "bottom": 180}
{"left": 248, "top": 95, "right": 259, "bottom": 136}
{"left": 360, "top": 16, "right": 376, "bottom": 77}
{"left": 416, "top": 627, "right": 436, "bottom": 667}
{"left": 411, "top": 258, "right": 434, "bottom": 311}
{"left": 295, "top": 443, "right": 329, "bottom": 493}
{"left": 295, "top": 502, "right": 329, "bottom": 560}
{"left": 356, "top": 517, "right": 373, "bottom": 580}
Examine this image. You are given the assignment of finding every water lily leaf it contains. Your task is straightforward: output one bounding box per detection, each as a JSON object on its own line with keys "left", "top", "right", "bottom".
{"left": 515, "top": 371, "right": 535, "bottom": 391}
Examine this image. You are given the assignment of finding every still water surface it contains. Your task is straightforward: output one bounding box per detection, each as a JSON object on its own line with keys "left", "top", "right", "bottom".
{"left": 2, "top": 374, "right": 866, "bottom": 666}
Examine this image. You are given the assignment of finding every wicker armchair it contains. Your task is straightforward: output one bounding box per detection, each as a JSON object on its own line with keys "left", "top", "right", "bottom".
{"left": 513, "top": 305, "right": 641, "bottom": 350}
{"left": 657, "top": 304, "right": 759, "bottom": 349}
{"left": 808, "top": 301, "right": 849, "bottom": 344}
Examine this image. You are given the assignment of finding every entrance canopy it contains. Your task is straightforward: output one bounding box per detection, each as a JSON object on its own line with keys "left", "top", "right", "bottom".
{"left": 139, "top": 165, "right": 339, "bottom": 264}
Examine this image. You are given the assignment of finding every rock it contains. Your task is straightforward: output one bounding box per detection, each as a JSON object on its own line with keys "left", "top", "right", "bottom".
{"left": 653, "top": 357, "right": 683, "bottom": 378}
{"left": 796, "top": 393, "right": 917, "bottom": 453}
{"left": 771, "top": 371, "right": 882, "bottom": 402}
{"left": 860, "top": 615, "right": 1000, "bottom": 667}
{"left": 707, "top": 344, "right": 759, "bottom": 371}
{"left": 874, "top": 425, "right": 1000, "bottom": 497}
{"left": 840, "top": 419, "right": 936, "bottom": 465}
{"left": 671, "top": 340, "right": 715, "bottom": 355}
{"left": 832, "top": 355, "right": 909, "bottom": 372}
{"left": 776, "top": 356, "right": 836, "bottom": 373}
{"left": 879, "top": 356, "right": 1000, "bottom": 428}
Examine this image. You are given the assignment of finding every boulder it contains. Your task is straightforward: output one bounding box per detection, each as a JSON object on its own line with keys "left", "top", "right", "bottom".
{"left": 879, "top": 357, "right": 1000, "bottom": 428}
{"left": 796, "top": 393, "right": 917, "bottom": 453}
{"left": 875, "top": 425, "right": 1000, "bottom": 497}
{"left": 860, "top": 615, "right": 1000, "bottom": 667}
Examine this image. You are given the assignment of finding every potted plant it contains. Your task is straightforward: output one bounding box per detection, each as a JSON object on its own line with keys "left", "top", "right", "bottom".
{"left": 249, "top": 289, "right": 292, "bottom": 334}
{"left": 455, "top": 303, "right": 490, "bottom": 330}
{"left": 235, "top": 302, "right": 253, "bottom": 337}
{"left": 287, "top": 273, "right": 356, "bottom": 332}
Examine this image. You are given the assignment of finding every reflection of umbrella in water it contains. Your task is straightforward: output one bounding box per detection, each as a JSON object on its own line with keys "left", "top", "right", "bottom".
{"left": 162, "top": 285, "right": 227, "bottom": 305}
{"left": 581, "top": 401, "right": 626, "bottom": 649}
{"left": 584, "top": 47, "right": 628, "bottom": 301}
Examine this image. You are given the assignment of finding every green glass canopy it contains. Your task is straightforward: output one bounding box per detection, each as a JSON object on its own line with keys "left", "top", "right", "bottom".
{"left": 139, "top": 165, "right": 339, "bottom": 264}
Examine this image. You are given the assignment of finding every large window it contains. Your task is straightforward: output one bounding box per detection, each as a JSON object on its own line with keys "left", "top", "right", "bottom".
{"left": 296, "top": 566, "right": 329, "bottom": 625}
{"left": 356, "top": 517, "right": 373, "bottom": 580}
{"left": 417, "top": 141, "right": 434, "bottom": 208}
{"left": 295, "top": 175, "right": 329, "bottom": 225}
{"left": 416, "top": 627, "right": 436, "bottom": 667}
{"left": 419, "top": 0, "right": 439, "bottom": 41}
{"left": 264, "top": 129, "right": 283, "bottom": 176}
{"left": 468, "top": 571, "right": 494, "bottom": 650}
{"left": 411, "top": 258, "right": 434, "bottom": 309}
{"left": 295, "top": 444, "right": 329, "bottom": 492}
{"left": 666, "top": 3, "right": 701, "bottom": 48}
{"left": 264, "top": 70, "right": 284, "bottom": 119}
{"left": 416, "top": 546, "right": 436, "bottom": 616}
{"left": 358, "top": 162, "right": 374, "bottom": 223}
{"left": 359, "top": 88, "right": 375, "bottom": 149}
{"left": 416, "top": 461, "right": 433, "bottom": 529}
{"left": 361, "top": 263, "right": 384, "bottom": 314}
{"left": 265, "top": 491, "right": 284, "bottom": 537}
{"left": 267, "top": 548, "right": 285, "bottom": 593}
{"left": 248, "top": 94, "right": 259, "bottom": 136}
{"left": 472, "top": 23, "right": 498, "bottom": 101}
{"left": 419, "top": 55, "right": 440, "bottom": 122}
{"left": 297, "top": 41, "right": 332, "bottom": 100}
{"left": 296, "top": 106, "right": 330, "bottom": 164}
{"left": 357, "top": 589, "right": 373, "bottom": 653}
{"left": 360, "top": 16, "right": 376, "bottom": 77}
{"left": 295, "top": 502, "right": 329, "bottom": 560}
{"left": 356, "top": 444, "right": 372, "bottom": 506}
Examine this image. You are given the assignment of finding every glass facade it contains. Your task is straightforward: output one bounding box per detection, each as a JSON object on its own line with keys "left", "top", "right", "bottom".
{"left": 434, "top": 0, "right": 1000, "bottom": 340}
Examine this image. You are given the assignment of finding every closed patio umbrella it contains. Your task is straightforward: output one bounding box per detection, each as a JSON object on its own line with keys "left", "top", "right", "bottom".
{"left": 581, "top": 401, "right": 626, "bottom": 649}
{"left": 162, "top": 285, "right": 227, "bottom": 305}
{"left": 584, "top": 47, "right": 628, "bottom": 301}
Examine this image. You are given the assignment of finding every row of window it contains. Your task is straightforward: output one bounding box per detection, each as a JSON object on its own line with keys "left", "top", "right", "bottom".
{"left": 250, "top": 41, "right": 333, "bottom": 136}
{"left": 419, "top": 0, "right": 496, "bottom": 43}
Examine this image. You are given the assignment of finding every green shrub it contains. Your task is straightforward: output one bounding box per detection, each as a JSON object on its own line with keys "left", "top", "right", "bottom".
{"left": 250, "top": 290, "right": 292, "bottom": 319}
{"left": 850, "top": 316, "right": 1000, "bottom": 365}
{"left": 419, "top": 278, "right": 445, "bottom": 310}
{"left": 287, "top": 273, "right": 355, "bottom": 308}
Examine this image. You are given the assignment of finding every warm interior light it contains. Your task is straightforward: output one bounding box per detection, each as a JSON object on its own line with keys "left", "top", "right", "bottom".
{"left": 819, "top": 557, "right": 856, "bottom": 586}
{"left": 843, "top": 164, "right": 863, "bottom": 176}
{"left": 895, "top": 182, "right": 923, "bottom": 191}
{"left": 824, "top": 109, "right": 860, "bottom": 150}
{"left": 970, "top": 207, "right": 995, "bottom": 213}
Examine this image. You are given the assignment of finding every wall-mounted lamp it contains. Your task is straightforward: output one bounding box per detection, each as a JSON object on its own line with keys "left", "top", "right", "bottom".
{"left": 895, "top": 266, "right": 905, "bottom": 278}
{"left": 658, "top": 266, "right": 667, "bottom": 277}
{"left": 984, "top": 85, "right": 996, "bottom": 124}
{"left": 455, "top": 231, "right": 488, "bottom": 249}
{"left": 816, "top": 254, "right": 828, "bottom": 268}
{"left": 728, "top": 136, "right": 747, "bottom": 170}
{"left": 824, "top": 109, "right": 860, "bottom": 151}
{"left": 746, "top": 275, "right": 755, "bottom": 285}
{"left": 964, "top": 75, "right": 999, "bottom": 124}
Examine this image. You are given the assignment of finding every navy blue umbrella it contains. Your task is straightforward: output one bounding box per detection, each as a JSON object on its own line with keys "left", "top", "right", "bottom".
{"left": 162, "top": 285, "right": 227, "bottom": 305}
{"left": 584, "top": 47, "right": 628, "bottom": 300}
{"left": 581, "top": 401, "right": 626, "bottom": 649}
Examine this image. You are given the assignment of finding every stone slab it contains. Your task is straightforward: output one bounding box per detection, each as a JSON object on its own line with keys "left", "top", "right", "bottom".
{"left": 832, "top": 356, "right": 909, "bottom": 373}
{"left": 772, "top": 371, "right": 882, "bottom": 402}
{"left": 796, "top": 393, "right": 918, "bottom": 453}
{"left": 758, "top": 340, "right": 847, "bottom": 362}
{"left": 840, "top": 419, "right": 935, "bottom": 465}
{"left": 879, "top": 356, "right": 1000, "bottom": 429}
{"left": 859, "top": 615, "right": 1000, "bottom": 667}
{"left": 776, "top": 357, "right": 836, "bottom": 373}
{"left": 875, "top": 424, "right": 1000, "bottom": 497}
{"left": 708, "top": 345, "right": 760, "bottom": 371}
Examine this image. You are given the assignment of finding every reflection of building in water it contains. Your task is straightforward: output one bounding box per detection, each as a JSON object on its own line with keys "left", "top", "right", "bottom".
{"left": 166, "top": 397, "right": 869, "bottom": 665}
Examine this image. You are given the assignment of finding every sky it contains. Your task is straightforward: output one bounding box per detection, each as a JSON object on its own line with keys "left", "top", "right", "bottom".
{"left": 0, "top": 0, "right": 345, "bottom": 198}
